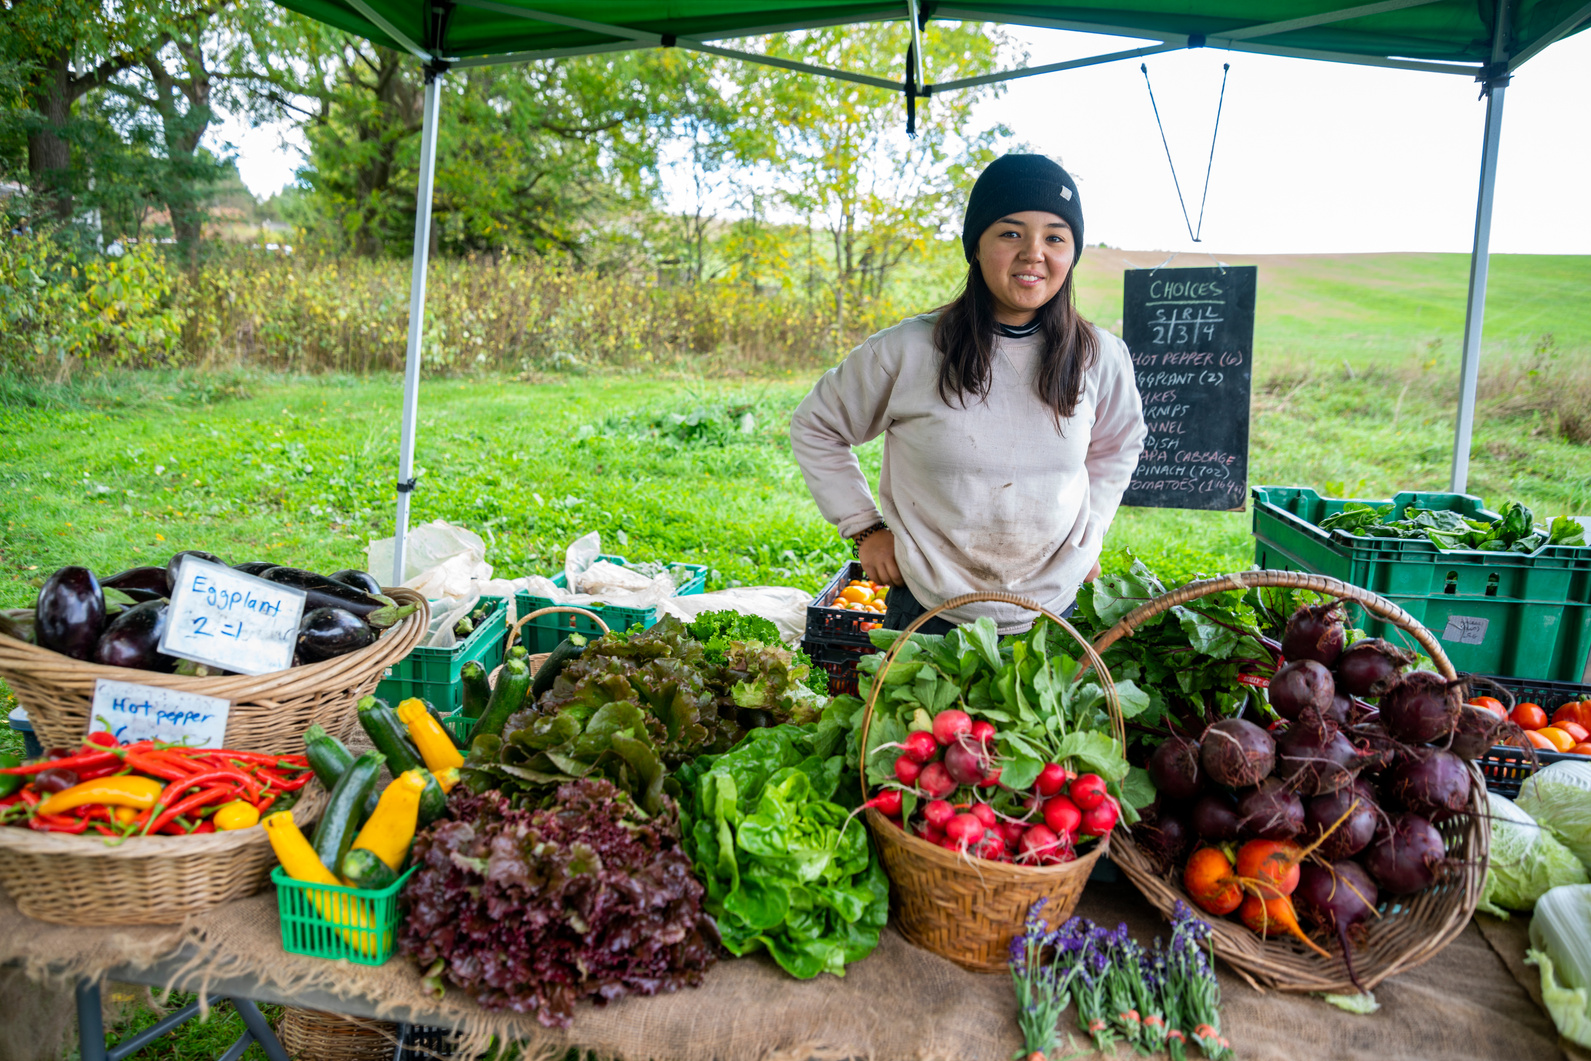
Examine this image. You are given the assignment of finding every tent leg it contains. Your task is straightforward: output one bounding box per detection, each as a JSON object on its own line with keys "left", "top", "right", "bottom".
{"left": 392, "top": 69, "right": 444, "bottom": 586}
{"left": 1448, "top": 80, "right": 1507, "bottom": 494}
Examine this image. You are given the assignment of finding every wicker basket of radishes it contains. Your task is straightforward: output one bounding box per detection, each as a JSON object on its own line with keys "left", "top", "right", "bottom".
{"left": 852, "top": 591, "right": 1129, "bottom": 972}
{"left": 1100, "top": 570, "right": 1488, "bottom": 994}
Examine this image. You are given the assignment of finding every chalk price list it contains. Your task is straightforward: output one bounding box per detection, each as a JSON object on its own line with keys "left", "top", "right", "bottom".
{"left": 1131, "top": 348, "right": 1248, "bottom": 502}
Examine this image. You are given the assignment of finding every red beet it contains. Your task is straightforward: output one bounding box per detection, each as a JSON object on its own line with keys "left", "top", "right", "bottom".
{"left": 1191, "top": 791, "right": 1243, "bottom": 841}
{"left": 1305, "top": 784, "right": 1378, "bottom": 859}
{"left": 1363, "top": 813, "right": 1448, "bottom": 895}
{"left": 1147, "top": 735, "right": 1204, "bottom": 800}
{"left": 1387, "top": 747, "right": 1472, "bottom": 821}
{"left": 1334, "top": 638, "right": 1416, "bottom": 697}
{"left": 1449, "top": 702, "right": 1509, "bottom": 760}
{"left": 1378, "top": 671, "right": 1463, "bottom": 744}
{"left": 1200, "top": 719, "right": 1275, "bottom": 788}
{"left": 1269, "top": 659, "right": 1336, "bottom": 722}
{"left": 1274, "top": 722, "right": 1361, "bottom": 796}
{"left": 1281, "top": 601, "right": 1346, "bottom": 667}
{"left": 1236, "top": 778, "right": 1305, "bottom": 840}
{"left": 1295, "top": 860, "right": 1380, "bottom": 991}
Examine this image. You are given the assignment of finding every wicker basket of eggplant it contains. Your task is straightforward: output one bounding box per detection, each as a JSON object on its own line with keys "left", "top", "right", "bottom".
{"left": 0, "top": 550, "right": 428, "bottom": 754}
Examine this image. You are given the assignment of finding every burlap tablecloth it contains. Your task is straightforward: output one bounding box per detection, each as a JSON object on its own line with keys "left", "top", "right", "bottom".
{"left": 0, "top": 880, "right": 1573, "bottom": 1061}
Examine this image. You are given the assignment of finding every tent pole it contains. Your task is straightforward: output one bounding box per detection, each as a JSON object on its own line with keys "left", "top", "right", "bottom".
{"left": 1449, "top": 8, "right": 1510, "bottom": 494}
{"left": 392, "top": 68, "right": 444, "bottom": 586}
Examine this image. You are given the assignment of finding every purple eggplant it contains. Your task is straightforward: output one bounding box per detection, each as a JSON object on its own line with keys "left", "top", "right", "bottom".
{"left": 298, "top": 607, "right": 375, "bottom": 663}
{"left": 36, "top": 566, "right": 106, "bottom": 660}
{"left": 328, "top": 569, "right": 382, "bottom": 596}
{"left": 94, "top": 600, "right": 177, "bottom": 672}
{"left": 263, "top": 567, "right": 414, "bottom": 629}
{"left": 233, "top": 561, "right": 276, "bottom": 576}
{"left": 165, "top": 550, "right": 227, "bottom": 592}
{"left": 102, "top": 566, "right": 171, "bottom": 596}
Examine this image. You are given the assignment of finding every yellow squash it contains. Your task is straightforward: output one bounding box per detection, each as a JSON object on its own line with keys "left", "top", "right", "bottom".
{"left": 396, "top": 698, "right": 465, "bottom": 772}
{"left": 264, "top": 810, "right": 380, "bottom": 956}
{"left": 350, "top": 769, "right": 426, "bottom": 871}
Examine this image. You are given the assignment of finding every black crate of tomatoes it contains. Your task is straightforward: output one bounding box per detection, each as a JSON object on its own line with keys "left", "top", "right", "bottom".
{"left": 1465, "top": 674, "right": 1591, "bottom": 798}
{"left": 803, "top": 562, "right": 893, "bottom": 696}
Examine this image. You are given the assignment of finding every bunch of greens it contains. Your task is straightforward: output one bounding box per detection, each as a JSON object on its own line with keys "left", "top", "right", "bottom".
{"left": 398, "top": 778, "right": 717, "bottom": 1028}
{"left": 830, "top": 615, "right": 1155, "bottom": 825}
{"left": 1319, "top": 500, "right": 1585, "bottom": 552}
{"left": 674, "top": 722, "right": 888, "bottom": 979}
{"left": 1068, "top": 559, "right": 1283, "bottom": 750}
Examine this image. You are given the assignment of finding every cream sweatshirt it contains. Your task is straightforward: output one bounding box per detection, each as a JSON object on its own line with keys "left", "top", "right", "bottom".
{"left": 790, "top": 313, "right": 1147, "bottom": 632}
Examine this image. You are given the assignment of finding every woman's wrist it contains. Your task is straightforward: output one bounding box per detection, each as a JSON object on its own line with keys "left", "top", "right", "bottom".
{"left": 849, "top": 521, "right": 888, "bottom": 556}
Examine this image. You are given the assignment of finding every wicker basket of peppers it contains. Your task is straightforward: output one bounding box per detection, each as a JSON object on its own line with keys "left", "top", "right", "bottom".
{"left": 0, "top": 734, "right": 325, "bottom": 925}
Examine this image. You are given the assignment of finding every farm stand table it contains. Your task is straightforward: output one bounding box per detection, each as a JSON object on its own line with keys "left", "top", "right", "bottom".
{"left": 0, "top": 884, "right": 1573, "bottom": 1061}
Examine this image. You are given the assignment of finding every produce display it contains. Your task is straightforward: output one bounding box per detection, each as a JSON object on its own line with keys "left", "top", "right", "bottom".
{"left": 675, "top": 722, "right": 888, "bottom": 978}
{"left": 1318, "top": 498, "right": 1586, "bottom": 552}
{"left": 0, "top": 551, "right": 414, "bottom": 674}
{"left": 831, "top": 616, "right": 1144, "bottom": 865}
{"left": 1011, "top": 898, "right": 1231, "bottom": 1061}
{"left": 0, "top": 733, "right": 311, "bottom": 836}
{"left": 817, "top": 576, "right": 891, "bottom": 630}
{"left": 1134, "top": 600, "right": 1480, "bottom": 987}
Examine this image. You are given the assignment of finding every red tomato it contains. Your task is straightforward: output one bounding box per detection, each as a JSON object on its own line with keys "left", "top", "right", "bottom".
{"left": 1557, "top": 721, "right": 1590, "bottom": 744}
{"left": 1467, "top": 696, "right": 1506, "bottom": 718}
{"left": 1511, "top": 702, "right": 1549, "bottom": 731}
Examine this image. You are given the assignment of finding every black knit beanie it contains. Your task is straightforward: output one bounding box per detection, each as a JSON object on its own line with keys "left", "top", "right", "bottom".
{"left": 961, "top": 154, "right": 1084, "bottom": 264}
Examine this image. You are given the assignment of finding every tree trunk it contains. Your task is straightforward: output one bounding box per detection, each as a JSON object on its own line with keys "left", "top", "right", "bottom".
{"left": 26, "top": 49, "right": 76, "bottom": 220}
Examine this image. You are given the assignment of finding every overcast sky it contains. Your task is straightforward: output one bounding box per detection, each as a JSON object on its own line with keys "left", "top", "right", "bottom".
{"left": 222, "top": 22, "right": 1591, "bottom": 256}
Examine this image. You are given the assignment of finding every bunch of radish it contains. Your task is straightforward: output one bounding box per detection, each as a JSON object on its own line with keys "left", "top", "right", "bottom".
{"left": 869, "top": 708, "right": 1121, "bottom": 865}
{"left": 1135, "top": 600, "right": 1487, "bottom": 985}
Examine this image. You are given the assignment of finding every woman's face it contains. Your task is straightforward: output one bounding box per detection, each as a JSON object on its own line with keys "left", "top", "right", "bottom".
{"left": 974, "top": 211, "right": 1074, "bottom": 325}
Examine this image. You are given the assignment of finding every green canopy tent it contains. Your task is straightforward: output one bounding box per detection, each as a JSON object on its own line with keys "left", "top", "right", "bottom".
{"left": 268, "top": 0, "right": 1591, "bottom": 583}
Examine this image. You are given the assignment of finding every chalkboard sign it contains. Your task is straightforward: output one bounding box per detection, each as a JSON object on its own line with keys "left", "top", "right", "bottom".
{"left": 1120, "top": 265, "right": 1257, "bottom": 511}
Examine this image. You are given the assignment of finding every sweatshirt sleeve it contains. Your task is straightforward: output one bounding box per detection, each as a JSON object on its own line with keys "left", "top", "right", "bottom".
{"left": 1083, "top": 330, "right": 1148, "bottom": 543}
{"left": 789, "top": 336, "right": 900, "bottom": 538}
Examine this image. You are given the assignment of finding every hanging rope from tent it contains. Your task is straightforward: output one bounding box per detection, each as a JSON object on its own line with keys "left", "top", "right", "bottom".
{"left": 1140, "top": 61, "right": 1230, "bottom": 243}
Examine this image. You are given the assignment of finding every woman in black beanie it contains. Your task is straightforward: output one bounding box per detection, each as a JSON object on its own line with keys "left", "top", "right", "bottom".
{"left": 790, "top": 154, "right": 1147, "bottom": 634}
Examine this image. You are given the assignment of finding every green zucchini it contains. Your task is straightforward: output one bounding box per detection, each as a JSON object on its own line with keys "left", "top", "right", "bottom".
{"left": 302, "top": 724, "right": 355, "bottom": 790}
{"left": 508, "top": 644, "right": 529, "bottom": 661}
{"left": 0, "top": 753, "right": 21, "bottom": 799}
{"left": 529, "top": 634, "right": 586, "bottom": 701}
{"left": 340, "top": 846, "right": 398, "bottom": 891}
{"left": 416, "top": 769, "right": 448, "bottom": 826}
{"left": 460, "top": 660, "right": 491, "bottom": 720}
{"left": 468, "top": 658, "right": 532, "bottom": 742}
{"left": 356, "top": 696, "right": 425, "bottom": 775}
{"left": 311, "top": 750, "right": 383, "bottom": 878}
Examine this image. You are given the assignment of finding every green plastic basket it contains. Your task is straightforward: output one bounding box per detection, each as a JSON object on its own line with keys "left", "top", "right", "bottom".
{"left": 515, "top": 555, "right": 708, "bottom": 653}
{"left": 272, "top": 865, "right": 415, "bottom": 965}
{"left": 376, "top": 596, "right": 507, "bottom": 714}
{"left": 1253, "top": 486, "right": 1591, "bottom": 682}
{"left": 442, "top": 712, "right": 477, "bottom": 745}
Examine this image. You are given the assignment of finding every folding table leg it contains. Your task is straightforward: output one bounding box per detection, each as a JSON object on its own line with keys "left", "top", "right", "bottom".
{"left": 229, "top": 997, "right": 293, "bottom": 1061}
{"left": 76, "top": 980, "right": 108, "bottom": 1061}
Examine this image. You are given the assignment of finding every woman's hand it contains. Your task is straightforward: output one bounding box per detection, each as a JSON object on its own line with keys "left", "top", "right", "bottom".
{"left": 1086, "top": 560, "right": 1102, "bottom": 583}
{"left": 858, "top": 529, "right": 904, "bottom": 587}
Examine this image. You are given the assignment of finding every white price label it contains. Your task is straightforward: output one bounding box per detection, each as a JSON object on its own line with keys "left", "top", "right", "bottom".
{"left": 90, "top": 679, "right": 231, "bottom": 747}
{"left": 158, "top": 558, "right": 306, "bottom": 675}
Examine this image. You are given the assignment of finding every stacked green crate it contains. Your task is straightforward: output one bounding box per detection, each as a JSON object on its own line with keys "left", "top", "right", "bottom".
{"left": 375, "top": 596, "right": 507, "bottom": 713}
{"left": 514, "top": 555, "right": 708, "bottom": 653}
{"left": 1252, "top": 487, "right": 1591, "bottom": 682}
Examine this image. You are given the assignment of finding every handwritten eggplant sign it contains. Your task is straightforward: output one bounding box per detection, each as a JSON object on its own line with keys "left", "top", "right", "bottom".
{"left": 89, "top": 679, "right": 231, "bottom": 747}
{"left": 158, "top": 557, "right": 305, "bottom": 675}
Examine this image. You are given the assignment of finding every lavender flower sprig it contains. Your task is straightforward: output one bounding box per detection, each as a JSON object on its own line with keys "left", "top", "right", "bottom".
{"left": 1009, "top": 900, "right": 1080, "bottom": 1061}
{"left": 1168, "top": 902, "right": 1234, "bottom": 1061}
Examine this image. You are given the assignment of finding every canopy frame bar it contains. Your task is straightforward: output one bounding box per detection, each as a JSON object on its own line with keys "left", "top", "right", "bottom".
{"left": 932, "top": 41, "right": 1183, "bottom": 91}
{"left": 1508, "top": 0, "right": 1591, "bottom": 68}
{"left": 1220, "top": 0, "right": 1446, "bottom": 40}
{"left": 1450, "top": 0, "right": 1512, "bottom": 493}
{"left": 346, "top": 0, "right": 431, "bottom": 59}
{"left": 905, "top": 0, "right": 924, "bottom": 85}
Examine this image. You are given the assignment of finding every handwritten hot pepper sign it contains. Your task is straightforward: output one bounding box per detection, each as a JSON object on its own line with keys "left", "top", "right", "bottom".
{"left": 158, "top": 557, "right": 306, "bottom": 675}
{"left": 1121, "top": 265, "right": 1257, "bottom": 512}
{"left": 89, "top": 679, "right": 231, "bottom": 746}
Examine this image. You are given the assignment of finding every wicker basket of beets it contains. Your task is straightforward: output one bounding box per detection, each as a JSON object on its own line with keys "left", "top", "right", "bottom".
{"left": 1103, "top": 570, "right": 1487, "bottom": 994}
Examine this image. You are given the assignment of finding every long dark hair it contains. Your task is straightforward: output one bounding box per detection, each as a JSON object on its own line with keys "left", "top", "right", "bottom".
{"left": 931, "top": 264, "right": 1099, "bottom": 422}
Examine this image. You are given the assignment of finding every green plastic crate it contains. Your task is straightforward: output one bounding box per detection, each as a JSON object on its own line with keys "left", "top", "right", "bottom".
{"left": 1253, "top": 486, "right": 1591, "bottom": 682}
{"left": 442, "top": 711, "right": 476, "bottom": 745}
{"left": 272, "top": 865, "right": 415, "bottom": 965}
{"left": 375, "top": 596, "right": 507, "bottom": 714}
{"left": 515, "top": 555, "right": 708, "bottom": 653}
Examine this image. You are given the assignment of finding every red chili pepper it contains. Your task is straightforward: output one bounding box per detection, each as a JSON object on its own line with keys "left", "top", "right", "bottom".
{"left": 0, "top": 750, "right": 120, "bottom": 776}
{"left": 255, "top": 793, "right": 277, "bottom": 814}
{"left": 85, "top": 732, "right": 119, "bottom": 748}
{"left": 76, "top": 763, "right": 133, "bottom": 782}
{"left": 145, "top": 749, "right": 207, "bottom": 774}
{"left": 198, "top": 750, "right": 293, "bottom": 767}
{"left": 156, "top": 768, "right": 258, "bottom": 803}
{"left": 255, "top": 769, "right": 312, "bottom": 792}
{"left": 29, "top": 811, "right": 90, "bottom": 834}
{"left": 145, "top": 785, "right": 233, "bottom": 836}
{"left": 193, "top": 821, "right": 216, "bottom": 834}
{"left": 125, "top": 753, "right": 195, "bottom": 782}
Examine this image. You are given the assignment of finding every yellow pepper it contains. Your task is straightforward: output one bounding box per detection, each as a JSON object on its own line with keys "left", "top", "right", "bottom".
{"left": 433, "top": 766, "right": 459, "bottom": 794}
{"left": 397, "top": 698, "right": 464, "bottom": 772}
{"left": 264, "top": 811, "right": 380, "bottom": 956}
{"left": 350, "top": 769, "right": 425, "bottom": 872}
{"left": 214, "top": 801, "right": 261, "bottom": 831}
{"left": 38, "top": 775, "right": 163, "bottom": 817}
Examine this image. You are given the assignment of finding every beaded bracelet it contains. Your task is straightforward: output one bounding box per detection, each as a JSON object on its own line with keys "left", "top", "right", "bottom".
{"left": 849, "top": 521, "right": 888, "bottom": 556}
